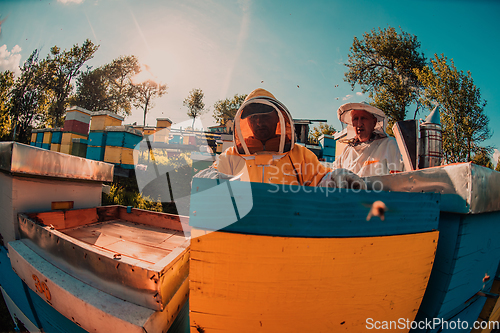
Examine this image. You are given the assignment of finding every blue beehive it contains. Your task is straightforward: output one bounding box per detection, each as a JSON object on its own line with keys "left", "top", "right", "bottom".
{"left": 86, "top": 146, "right": 106, "bottom": 161}
{"left": 36, "top": 132, "right": 44, "bottom": 147}
{"left": 51, "top": 130, "right": 63, "bottom": 144}
{"left": 105, "top": 126, "right": 142, "bottom": 148}
{"left": 88, "top": 131, "right": 107, "bottom": 147}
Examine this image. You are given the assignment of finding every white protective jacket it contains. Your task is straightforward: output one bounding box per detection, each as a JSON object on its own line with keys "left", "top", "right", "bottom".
{"left": 333, "top": 103, "right": 404, "bottom": 177}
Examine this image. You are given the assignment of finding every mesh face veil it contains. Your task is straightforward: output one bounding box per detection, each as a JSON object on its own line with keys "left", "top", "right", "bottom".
{"left": 234, "top": 94, "right": 295, "bottom": 155}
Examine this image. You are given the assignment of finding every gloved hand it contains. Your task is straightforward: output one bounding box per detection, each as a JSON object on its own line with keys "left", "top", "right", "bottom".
{"left": 319, "top": 168, "right": 366, "bottom": 190}
{"left": 193, "top": 166, "right": 233, "bottom": 180}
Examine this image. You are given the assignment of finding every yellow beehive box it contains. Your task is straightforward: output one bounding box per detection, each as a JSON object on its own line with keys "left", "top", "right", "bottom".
{"left": 153, "top": 128, "right": 170, "bottom": 143}
{"left": 61, "top": 133, "right": 87, "bottom": 155}
{"left": 121, "top": 147, "right": 135, "bottom": 165}
{"left": 50, "top": 144, "right": 61, "bottom": 152}
{"left": 104, "top": 146, "right": 122, "bottom": 164}
{"left": 43, "top": 131, "right": 53, "bottom": 144}
{"left": 31, "top": 132, "right": 37, "bottom": 143}
{"left": 90, "top": 111, "right": 124, "bottom": 131}
{"left": 60, "top": 144, "right": 71, "bottom": 154}
{"left": 156, "top": 118, "right": 172, "bottom": 129}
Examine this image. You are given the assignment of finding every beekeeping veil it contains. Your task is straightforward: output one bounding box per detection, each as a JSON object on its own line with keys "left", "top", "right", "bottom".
{"left": 233, "top": 88, "right": 294, "bottom": 155}
{"left": 337, "top": 102, "right": 388, "bottom": 141}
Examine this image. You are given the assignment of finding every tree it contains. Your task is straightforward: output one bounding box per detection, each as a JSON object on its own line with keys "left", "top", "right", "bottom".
{"left": 415, "top": 54, "right": 491, "bottom": 163}
{"left": 213, "top": 93, "right": 247, "bottom": 126}
{"left": 184, "top": 88, "right": 206, "bottom": 129}
{"left": 9, "top": 50, "right": 51, "bottom": 143}
{"left": 471, "top": 149, "right": 493, "bottom": 169}
{"left": 496, "top": 157, "right": 500, "bottom": 172}
{"left": 44, "top": 39, "right": 99, "bottom": 126}
{"left": 132, "top": 79, "right": 168, "bottom": 126}
{"left": 69, "top": 66, "right": 111, "bottom": 112}
{"left": 104, "top": 55, "right": 140, "bottom": 116}
{"left": 0, "top": 70, "right": 14, "bottom": 140}
{"left": 70, "top": 55, "right": 141, "bottom": 115}
{"left": 344, "top": 26, "right": 426, "bottom": 129}
{"left": 309, "top": 123, "right": 336, "bottom": 143}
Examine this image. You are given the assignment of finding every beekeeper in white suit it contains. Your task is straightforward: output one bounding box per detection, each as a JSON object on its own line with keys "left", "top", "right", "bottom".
{"left": 331, "top": 102, "right": 404, "bottom": 177}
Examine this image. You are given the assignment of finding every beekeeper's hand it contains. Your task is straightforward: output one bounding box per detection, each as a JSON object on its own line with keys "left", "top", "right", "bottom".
{"left": 319, "top": 168, "right": 366, "bottom": 190}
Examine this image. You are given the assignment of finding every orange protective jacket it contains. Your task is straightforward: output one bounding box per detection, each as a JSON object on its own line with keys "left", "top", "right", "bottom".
{"left": 216, "top": 89, "right": 330, "bottom": 186}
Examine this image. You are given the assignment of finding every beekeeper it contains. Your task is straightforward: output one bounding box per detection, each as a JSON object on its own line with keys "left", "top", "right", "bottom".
{"left": 332, "top": 102, "right": 404, "bottom": 177}
{"left": 209, "top": 88, "right": 332, "bottom": 186}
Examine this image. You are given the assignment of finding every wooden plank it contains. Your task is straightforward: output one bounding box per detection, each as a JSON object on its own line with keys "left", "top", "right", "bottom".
{"left": 117, "top": 206, "right": 187, "bottom": 232}
{"left": 190, "top": 178, "right": 440, "bottom": 237}
{"left": 26, "top": 208, "right": 99, "bottom": 230}
{"left": 437, "top": 212, "right": 500, "bottom": 318}
{"left": 97, "top": 205, "right": 120, "bottom": 221}
{"left": 27, "top": 211, "right": 66, "bottom": 229}
{"left": 63, "top": 208, "right": 99, "bottom": 229}
{"left": 62, "top": 220, "right": 181, "bottom": 263}
{"left": 96, "top": 221, "right": 176, "bottom": 246}
{"left": 189, "top": 229, "right": 439, "bottom": 332}
{"left": 158, "top": 232, "right": 187, "bottom": 251}
{"left": 97, "top": 235, "right": 170, "bottom": 264}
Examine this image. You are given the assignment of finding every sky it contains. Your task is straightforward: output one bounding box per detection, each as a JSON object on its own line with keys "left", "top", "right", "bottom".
{"left": 1, "top": 0, "right": 500, "bottom": 164}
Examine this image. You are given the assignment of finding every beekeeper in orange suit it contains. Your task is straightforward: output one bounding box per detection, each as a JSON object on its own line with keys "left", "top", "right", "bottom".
{"left": 211, "top": 88, "right": 332, "bottom": 186}
{"left": 195, "top": 88, "right": 363, "bottom": 190}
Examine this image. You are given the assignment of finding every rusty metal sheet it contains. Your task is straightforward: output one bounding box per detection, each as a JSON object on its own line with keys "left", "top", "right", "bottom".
{"left": 0, "top": 142, "right": 113, "bottom": 182}
{"left": 365, "top": 162, "right": 500, "bottom": 214}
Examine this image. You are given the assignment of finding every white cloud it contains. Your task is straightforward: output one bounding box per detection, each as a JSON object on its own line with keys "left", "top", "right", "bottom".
{"left": 12, "top": 45, "right": 22, "bottom": 53}
{"left": 356, "top": 92, "right": 363, "bottom": 96}
{"left": 0, "top": 44, "right": 22, "bottom": 76}
{"left": 342, "top": 94, "right": 353, "bottom": 101}
{"left": 58, "top": 0, "right": 84, "bottom": 3}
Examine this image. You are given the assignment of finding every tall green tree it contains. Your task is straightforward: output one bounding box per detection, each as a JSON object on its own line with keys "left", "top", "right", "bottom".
{"left": 415, "top": 54, "right": 491, "bottom": 163}
{"left": 471, "top": 149, "right": 493, "bottom": 169}
{"left": 184, "top": 88, "right": 206, "bottom": 129}
{"left": 0, "top": 70, "right": 14, "bottom": 140}
{"left": 70, "top": 55, "right": 141, "bottom": 115}
{"left": 44, "top": 39, "right": 99, "bottom": 126}
{"left": 69, "top": 66, "right": 111, "bottom": 112}
{"left": 104, "top": 55, "right": 140, "bottom": 116}
{"left": 309, "top": 123, "right": 336, "bottom": 143}
{"left": 9, "top": 50, "right": 51, "bottom": 143}
{"left": 132, "top": 79, "right": 168, "bottom": 126}
{"left": 213, "top": 93, "right": 247, "bottom": 126}
{"left": 344, "top": 26, "right": 426, "bottom": 129}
